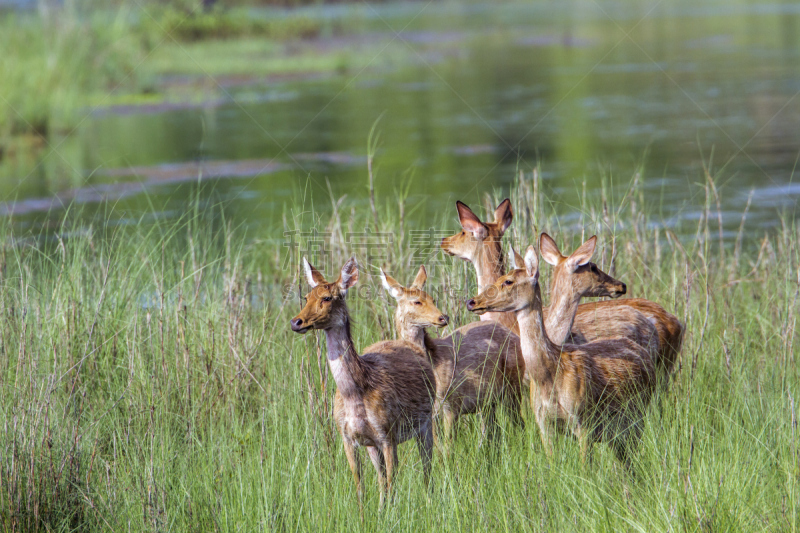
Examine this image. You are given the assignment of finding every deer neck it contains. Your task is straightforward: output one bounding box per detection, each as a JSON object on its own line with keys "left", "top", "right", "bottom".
{"left": 473, "top": 238, "right": 504, "bottom": 291}
{"left": 396, "top": 314, "right": 426, "bottom": 351}
{"left": 515, "top": 283, "right": 559, "bottom": 382}
{"left": 474, "top": 239, "right": 509, "bottom": 325}
{"left": 544, "top": 276, "right": 581, "bottom": 345}
{"left": 324, "top": 314, "right": 367, "bottom": 397}
{"left": 395, "top": 314, "right": 441, "bottom": 365}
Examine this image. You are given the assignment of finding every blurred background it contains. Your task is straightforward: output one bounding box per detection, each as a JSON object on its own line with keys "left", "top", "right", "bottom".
{"left": 0, "top": 0, "right": 798, "bottom": 243}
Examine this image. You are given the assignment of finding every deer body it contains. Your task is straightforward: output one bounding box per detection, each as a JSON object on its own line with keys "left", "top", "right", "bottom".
{"left": 427, "top": 322, "right": 524, "bottom": 438}
{"left": 381, "top": 266, "right": 525, "bottom": 440}
{"left": 570, "top": 298, "right": 684, "bottom": 379}
{"left": 468, "top": 245, "right": 656, "bottom": 469}
{"left": 291, "top": 258, "right": 435, "bottom": 507}
{"left": 329, "top": 335, "right": 432, "bottom": 449}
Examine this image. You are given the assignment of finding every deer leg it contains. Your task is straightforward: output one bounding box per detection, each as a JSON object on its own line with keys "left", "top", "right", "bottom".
{"left": 482, "top": 404, "right": 503, "bottom": 467}
{"left": 343, "top": 439, "right": 363, "bottom": 513}
{"left": 534, "top": 408, "right": 554, "bottom": 457}
{"left": 416, "top": 420, "right": 434, "bottom": 488}
{"left": 569, "top": 416, "right": 594, "bottom": 467}
{"left": 578, "top": 428, "right": 594, "bottom": 467}
{"left": 382, "top": 441, "right": 398, "bottom": 503}
{"left": 613, "top": 419, "right": 642, "bottom": 480}
{"left": 504, "top": 385, "right": 525, "bottom": 431}
{"left": 530, "top": 380, "right": 537, "bottom": 412}
{"left": 431, "top": 399, "right": 442, "bottom": 451}
{"left": 481, "top": 404, "right": 499, "bottom": 445}
{"left": 610, "top": 426, "right": 640, "bottom": 485}
{"left": 441, "top": 405, "right": 458, "bottom": 452}
{"left": 611, "top": 439, "right": 636, "bottom": 479}
{"left": 366, "top": 446, "right": 387, "bottom": 508}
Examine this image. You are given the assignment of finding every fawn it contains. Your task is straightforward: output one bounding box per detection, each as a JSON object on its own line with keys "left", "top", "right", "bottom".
{"left": 290, "top": 257, "right": 436, "bottom": 508}
{"left": 467, "top": 245, "right": 657, "bottom": 470}
{"left": 380, "top": 265, "right": 524, "bottom": 442}
{"left": 442, "top": 200, "right": 683, "bottom": 380}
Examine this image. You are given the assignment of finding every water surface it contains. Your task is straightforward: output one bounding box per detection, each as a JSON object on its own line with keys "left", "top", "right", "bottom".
{"left": 3, "top": 0, "right": 799, "bottom": 243}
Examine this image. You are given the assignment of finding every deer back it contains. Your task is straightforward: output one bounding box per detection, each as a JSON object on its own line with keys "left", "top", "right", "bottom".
{"left": 428, "top": 321, "right": 524, "bottom": 414}
{"left": 574, "top": 298, "right": 683, "bottom": 377}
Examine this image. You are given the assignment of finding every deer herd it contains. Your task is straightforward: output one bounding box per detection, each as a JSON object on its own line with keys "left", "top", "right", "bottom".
{"left": 289, "top": 198, "right": 684, "bottom": 507}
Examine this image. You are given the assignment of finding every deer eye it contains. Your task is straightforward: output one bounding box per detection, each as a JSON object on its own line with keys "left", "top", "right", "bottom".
{"left": 504, "top": 279, "right": 513, "bottom": 286}
{"left": 413, "top": 301, "right": 422, "bottom": 306}
{"left": 322, "top": 296, "right": 332, "bottom": 302}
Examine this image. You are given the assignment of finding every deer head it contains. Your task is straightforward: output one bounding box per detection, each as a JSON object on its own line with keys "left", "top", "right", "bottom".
{"left": 440, "top": 199, "right": 513, "bottom": 264}
{"left": 380, "top": 265, "right": 449, "bottom": 332}
{"left": 467, "top": 246, "right": 539, "bottom": 315}
{"left": 290, "top": 257, "right": 359, "bottom": 333}
{"left": 539, "top": 233, "right": 626, "bottom": 300}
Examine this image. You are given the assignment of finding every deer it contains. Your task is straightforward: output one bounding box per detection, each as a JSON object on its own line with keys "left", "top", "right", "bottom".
{"left": 539, "top": 232, "right": 683, "bottom": 382}
{"left": 466, "top": 244, "right": 657, "bottom": 471}
{"left": 442, "top": 200, "right": 683, "bottom": 382}
{"left": 441, "top": 198, "right": 518, "bottom": 333}
{"left": 574, "top": 298, "right": 683, "bottom": 383}
{"left": 380, "top": 265, "right": 524, "bottom": 443}
{"left": 539, "top": 233, "right": 660, "bottom": 363}
{"left": 290, "top": 257, "right": 436, "bottom": 509}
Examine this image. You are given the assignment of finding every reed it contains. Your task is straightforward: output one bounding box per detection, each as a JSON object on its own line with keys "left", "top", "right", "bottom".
{"left": 0, "top": 162, "right": 797, "bottom": 531}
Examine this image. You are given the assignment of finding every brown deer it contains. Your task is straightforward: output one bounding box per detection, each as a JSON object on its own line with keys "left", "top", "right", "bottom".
{"left": 441, "top": 200, "right": 683, "bottom": 380}
{"left": 467, "top": 245, "right": 657, "bottom": 470}
{"left": 290, "top": 257, "right": 436, "bottom": 508}
{"left": 441, "top": 199, "right": 518, "bottom": 332}
{"left": 380, "top": 265, "right": 524, "bottom": 442}
{"left": 540, "top": 232, "right": 683, "bottom": 381}
{"left": 540, "top": 233, "right": 660, "bottom": 361}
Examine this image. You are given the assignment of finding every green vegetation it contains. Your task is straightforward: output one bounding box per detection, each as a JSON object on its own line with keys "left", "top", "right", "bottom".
{"left": 0, "top": 2, "right": 370, "bottom": 149}
{"left": 141, "top": 36, "right": 364, "bottom": 78}
{"left": 1, "top": 165, "right": 797, "bottom": 531}
{"left": 139, "top": 5, "right": 327, "bottom": 42}
{"left": 0, "top": 8, "right": 147, "bottom": 139}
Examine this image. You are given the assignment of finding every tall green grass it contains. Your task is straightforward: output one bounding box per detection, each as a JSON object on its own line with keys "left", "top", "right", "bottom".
{"left": 0, "top": 2, "right": 356, "bottom": 146}
{"left": 0, "top": 7, "right": 146, "bottom": 140}
{"left": 0, "top": 167, "right": 798, "bottom": 531}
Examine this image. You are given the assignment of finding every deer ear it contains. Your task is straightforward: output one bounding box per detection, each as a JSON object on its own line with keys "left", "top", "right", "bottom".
{"left": 411, "top": 265, "right": 427, "bottom": 290}
{"left": 494, "top": 198, "right": 513, "bottom": 234}
{"left": 456, "top": 201, "right": 488, "bottom": 240}
{"left": 523, "top": 245, "right": 539, "bottom": 281}
{"left": 302, "top": 257, "right": 326, "bottom": 288}
{"left": 380, "top": 268, "right": 403, "bottom": 300}
{"left": 566, "top": 235, "right": 597, "bottom": 272}
{"left": 509, "top": 247, "right": 525, "bottom": 270}
{"left": 338, "top": 257, "right": 359, "bottom": 292}
{"left": 539, "top": 233, "right": 563, "bottom": 267}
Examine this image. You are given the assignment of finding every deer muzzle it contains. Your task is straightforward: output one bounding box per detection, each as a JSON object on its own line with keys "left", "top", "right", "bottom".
{"left": 466, "top": 298, "right": 487, "bottom": 315}
{"left": 290, "top": 317, "right": 310, "bottom": 333}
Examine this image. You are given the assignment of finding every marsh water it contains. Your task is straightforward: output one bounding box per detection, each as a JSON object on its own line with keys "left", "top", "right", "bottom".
{"left": 3, "top": 0, "right": 800, "bottom": 243}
